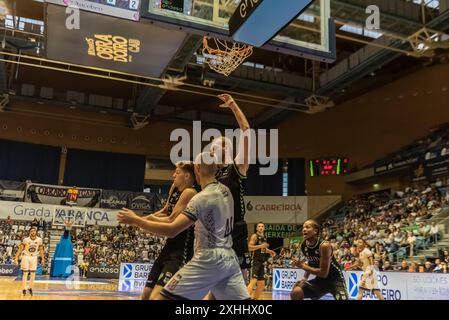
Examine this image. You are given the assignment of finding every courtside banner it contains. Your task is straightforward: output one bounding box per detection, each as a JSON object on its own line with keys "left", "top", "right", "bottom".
{"left": 118, "top": 279, "right": 147, "bottom": 292}
{"left": 244, "top": 196, "right": 307, "bottom": 224}
{"left": 0, "top": 180, "right": 25, "bottom": 202}
{"left": 273, "top": 268, "right": 449, "bottom": 300}
{"left": 272, "top": 268, "right": 305, "bottom": 291}
{"left": 345, "top": 271, "right": 405, "bottom": 300}
{"left": 0, "top": 200, "right": 118, "bottom": 226}
{"left": 86, "top": 265, "right": 120, "bottom": 279}
{"left": 0, "top": 264, "right": 19, "bottom": 276}
{"left": 25, "top": 183, "right": 100, "bottom": 207}
{"left": 119, "top": 263, "right": 153, "bottom": 281}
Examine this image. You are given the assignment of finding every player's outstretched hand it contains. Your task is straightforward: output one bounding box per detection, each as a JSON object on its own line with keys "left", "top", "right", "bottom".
{"left": 217, "top": 94, "right": 235, "bottom": 108}
{"left": 118, "top": 208, "right": 139, "bottom": 225}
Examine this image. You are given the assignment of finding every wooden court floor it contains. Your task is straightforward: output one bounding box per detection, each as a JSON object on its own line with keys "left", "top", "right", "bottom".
{"left": 0, "top": 277, "right": 280, "bottom": 300}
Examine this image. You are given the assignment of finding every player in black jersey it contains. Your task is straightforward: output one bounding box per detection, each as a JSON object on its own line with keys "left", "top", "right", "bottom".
{"left": 139, "top": 161, "right": 197, "bottom": 300}
{"left": 247, "top": 222, "right": 276, "bottom": 300}
{"left": 203, "top": 94, "right": 251, "bottom": 300}
{"left": 291, "top": 220, "right": 348, "bottom": 300}
{"left": 212, "top": 94, "right": 251, "bottom": 273}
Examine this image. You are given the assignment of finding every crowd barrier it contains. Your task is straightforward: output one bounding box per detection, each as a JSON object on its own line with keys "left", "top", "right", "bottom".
{"left": 273, "top": 267, "right": 449, "bottom": 300}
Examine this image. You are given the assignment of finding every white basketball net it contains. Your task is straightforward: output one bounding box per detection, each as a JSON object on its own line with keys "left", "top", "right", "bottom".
{"left": 202, "top": 36, "right": 253, "bottom": 77}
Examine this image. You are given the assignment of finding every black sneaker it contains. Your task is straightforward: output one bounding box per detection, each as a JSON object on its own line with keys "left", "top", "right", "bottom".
{"left": 28, "top": 288, "right": 33, "bottom": 296}
{"left": 22, "top": 289, "right": 26, "bottom": 296}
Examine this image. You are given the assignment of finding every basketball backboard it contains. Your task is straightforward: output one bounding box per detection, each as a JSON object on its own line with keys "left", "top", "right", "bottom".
{"left": 141, "top": 0, "right": 336, "bottom": 62}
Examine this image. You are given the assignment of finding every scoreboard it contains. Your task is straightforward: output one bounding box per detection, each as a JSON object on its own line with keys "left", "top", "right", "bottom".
{"left": 309, "top": 158, "right": 349, "bottom": 177}
{"left": 46, "top": 0, "right": 141, "bottom": 21}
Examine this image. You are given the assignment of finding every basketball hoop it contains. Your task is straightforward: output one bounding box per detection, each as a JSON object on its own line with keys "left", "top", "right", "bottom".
{"left": 202, "top": 36, "right": 253, "bottom": 77}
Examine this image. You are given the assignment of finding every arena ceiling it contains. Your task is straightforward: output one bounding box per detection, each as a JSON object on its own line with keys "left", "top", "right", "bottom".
{"left": 0, "top": 0, "right": 448, "bottom": 130}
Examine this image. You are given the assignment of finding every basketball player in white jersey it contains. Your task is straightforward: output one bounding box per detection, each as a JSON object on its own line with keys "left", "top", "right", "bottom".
{"left": 352, "top": 239, "right": 384, "bottom": 300}
{"left": 14, "top": 227, "right": 45, "bottom": 296}
{"left": 118, "top": 152, "right": 250, "bottom": 300}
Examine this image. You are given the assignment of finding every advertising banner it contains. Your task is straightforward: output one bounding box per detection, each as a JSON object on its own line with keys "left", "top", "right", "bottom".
{"left": 0, "top": 264, "right": 19, "bottom": 277}
{"left": 244, "top": 196, "right": 307, "bottom": 224}
{"left": 119, "top": 263, "right": 153, "bottom": 281}
{"left": 25, "top": 183, "right": 100, "bottom": 207}
{"left": 273, "top": 268, "right": 449, "bottom": 300}
{"left": 0, "top": 180, "right": 25, "bottom": 202}
{"left": 86, "top": 265, "right": 120, "bottom": 279}
{"left": 100, "top": 190, "right": 129, "bottom": 209}
{"left": 0, "top": 201, "right": 119, "bottom": 226}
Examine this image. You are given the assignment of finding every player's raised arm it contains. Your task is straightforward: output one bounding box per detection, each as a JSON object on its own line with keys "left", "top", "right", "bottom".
{"left": 218, "top": 94, "right": 250, "bottom": 176}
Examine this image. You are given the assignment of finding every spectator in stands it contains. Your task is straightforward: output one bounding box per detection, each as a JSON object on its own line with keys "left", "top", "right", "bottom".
{"left": 6, "top": 216, "right": 12, "bottom": 226}
{"left": 382, "top": 260, "right": 392, "bottom": 271}
{"left": 406, "top": 231, "right": 416, "bottom": 257}
{"left": 374, "top": 243, "right": 386, "bottom": 262}
{"left": 408, "top": 261, "right": 418, "bottom": 273}
{"left": 395, "top": 260, "right": 409, "bottom": 271}
{"left": 433, "top": 259, "right": 443, "bottom": 273}
{"left": 429, "top": 222, "right": 440, "bottom": 243}
{"left": 442, "top": 249, "right": 449, "bottom": 264}
{"left": 424, "top": 260, "right": 434, "bottom": 273}
{"left": 30, "top": 218, "right": 39, "bottom": 229}
{"left": 38, "top": 218, "right": 45, "bottom": 231}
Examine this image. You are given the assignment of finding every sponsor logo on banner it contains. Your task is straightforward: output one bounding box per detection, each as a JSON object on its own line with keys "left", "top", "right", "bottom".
{"left": 128, "top": 193, "right": 154, "bottom": 212}
{"left": 86, "top": 35, "right": 141, "bottom": 63}
{"left": 347, "top": 272, "right": 359, "bottom": 298}
{"left": 374, "top": 156, "right": 420, "bottom": 174}
{"left": 0, "top": 264, "right": 19, "bottom": 276}
{"left": 118, "top": 279, "right": 146, "bottom": 292}
{"left": 0, "top": 180, "right": 25, "bottom": 201}
{"left": 53, "top": 206, "right": 87, "bottom": 226}
{"left": 0, "top": 201, "right": 118, "bottom": 226}
{"left": 408, "top": 273, "right": 449, "bottom": 300}
{"left": 119, "top": 263, "right": 153, "bottom": 281}
{"left": 265, "top": 224, "right": 301, "bottom": 239}
{"left": 345, "top": 271, "right": 402, "bottom": 300}
{"left": 86, "top": 265, "right": 120, "bottom": 279}
{"left": 244, "top": 196, "right": 307, "bottom": 224}
{"left": 272, "top": 268, "right": 305, "bottom": 291}
{"left": 46, "top": 4, "right": 186, "bottom": 79}
{"left": 25, "top": 183, "right": 100, "bottom": 207}
{"left": 100, "top": 190, "right": 129, "bottom": 209}
{"left": 10, "top": 203, "right": 53, "bottom": 219}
